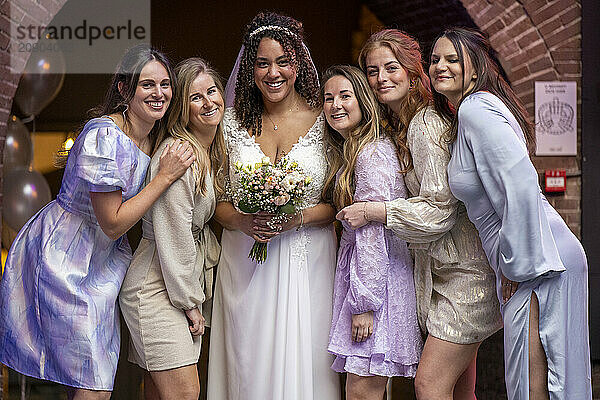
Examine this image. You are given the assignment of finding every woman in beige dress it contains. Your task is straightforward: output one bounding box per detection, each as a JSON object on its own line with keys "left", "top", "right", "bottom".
{"left": 119, "top": 57, "right": 225, "bottom": 400}
{"left": 336, "top": 30, "right": 502, "bottom": 400}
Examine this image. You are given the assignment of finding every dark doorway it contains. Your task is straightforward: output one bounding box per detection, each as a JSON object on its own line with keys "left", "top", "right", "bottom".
{"left": 582, "top": 0, "right": 600, "bottom": 360}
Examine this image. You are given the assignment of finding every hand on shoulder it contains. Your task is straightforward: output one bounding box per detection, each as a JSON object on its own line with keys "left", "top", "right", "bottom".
{"left": 157, "top": 139, "right": 196, "bottom": 184}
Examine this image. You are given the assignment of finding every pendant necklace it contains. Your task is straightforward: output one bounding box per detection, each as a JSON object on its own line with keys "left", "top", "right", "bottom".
{"left": 265, "top": 113, "right": 279, "bottom": 130}
{"left": 264, "top": 97, "right": 300, "bottom": 132}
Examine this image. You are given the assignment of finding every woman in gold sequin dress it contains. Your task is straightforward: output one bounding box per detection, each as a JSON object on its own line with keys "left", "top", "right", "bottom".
{"left": 336, "top": 29, "right": 501, "bottom": 400}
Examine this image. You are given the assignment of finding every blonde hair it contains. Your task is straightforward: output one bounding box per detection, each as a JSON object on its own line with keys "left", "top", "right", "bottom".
{"left": 358, "top": 29, "right": 432, "bottom": 172}
{"left": 154, "top": 57, "right": 227, "bottom": 197}
{"left": 321, "top": 65, "right": 384, "bottom": 210}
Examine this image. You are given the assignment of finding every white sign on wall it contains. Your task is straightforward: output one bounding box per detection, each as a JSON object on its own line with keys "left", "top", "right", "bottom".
{"left": 535, "top": 81, "right": 577, "bottom": 156}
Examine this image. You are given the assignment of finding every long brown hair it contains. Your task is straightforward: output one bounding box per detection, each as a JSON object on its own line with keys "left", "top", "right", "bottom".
{"left": 89, "top": 44, "right": 175, "bottom": 147}
{"left": 321, "top": 65, "right": 383, "bottom": 210}
{"left": 155, "top": 57, "right": 227, "bottom": 197}
{"left": 358, "top": 29, "right": 432, "bottom": 172}
{"left": 56, "top": 45, "right": 174, "bottom": 168}
{"left": 430, "top": 27, "right": 535, "bottom": 154}
{"left": 234, "top": 12, "right": 320, "bottom": 137}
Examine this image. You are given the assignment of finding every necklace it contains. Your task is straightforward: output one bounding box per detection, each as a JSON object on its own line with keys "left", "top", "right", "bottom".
{"left": 263, "top": 97, "right": 300, "bottom": 131}
{"left": 265, "top": 113, "right": 279, "bottom": 130}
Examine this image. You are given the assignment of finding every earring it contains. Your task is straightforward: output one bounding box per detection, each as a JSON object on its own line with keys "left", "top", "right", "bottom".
{"left": 409, "top": 78, "right": 416, "bottom": 90}
{"left": 122, "top": 104, "right": 129, "bottom": 121}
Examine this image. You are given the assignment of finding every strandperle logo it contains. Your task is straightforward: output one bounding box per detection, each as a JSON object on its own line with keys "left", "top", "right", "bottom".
{"left": 15, "top": 20, "right": 147, "bottom": 46}
{"left": 9, "top": 0, "right": 151, "bottom": 74}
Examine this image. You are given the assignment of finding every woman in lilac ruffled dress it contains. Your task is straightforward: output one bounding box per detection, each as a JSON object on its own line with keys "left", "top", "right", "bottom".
{"left": 322, "top": 65, "right": 422, "bottom": 400}
{"left": 0, "top": 45, "right": 194, "bottom": 399}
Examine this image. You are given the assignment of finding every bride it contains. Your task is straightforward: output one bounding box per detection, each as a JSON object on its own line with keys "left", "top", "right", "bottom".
{"left": 207, "top": 12, "right": 341, "bottom": 400}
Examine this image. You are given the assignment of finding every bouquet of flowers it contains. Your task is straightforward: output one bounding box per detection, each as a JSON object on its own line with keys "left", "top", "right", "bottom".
{"left": 232, "top": 156, "right": 311, "bottom": 263}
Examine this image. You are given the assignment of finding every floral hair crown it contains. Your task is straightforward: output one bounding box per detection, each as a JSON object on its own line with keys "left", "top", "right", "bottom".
{"left": 249, "top": 25, "right": 297, "bottom": 39}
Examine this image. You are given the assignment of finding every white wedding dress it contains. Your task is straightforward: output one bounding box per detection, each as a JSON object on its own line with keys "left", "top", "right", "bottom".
{"left": 207, "top": 109, "right": 340, "bottom": 400}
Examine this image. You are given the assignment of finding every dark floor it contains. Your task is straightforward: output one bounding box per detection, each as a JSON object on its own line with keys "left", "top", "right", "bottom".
{"left": 4, "top": 360, "right": 600, "bottom": 399}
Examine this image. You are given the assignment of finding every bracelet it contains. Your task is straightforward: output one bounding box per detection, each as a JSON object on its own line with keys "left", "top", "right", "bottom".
{"left": 296, "top": 209, "right": 304, "bottom": 231}
{"left": 362, "top": 202, "right": 369, "bottom": 222}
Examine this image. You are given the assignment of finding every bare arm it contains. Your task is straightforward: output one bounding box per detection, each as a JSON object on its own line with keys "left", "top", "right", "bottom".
{"left": 213, "top": 201, "right": 271, "bottom": 243}
{"left": 336, "top": 201, "right": 386, "bottom": 228}
{"left": 91, "top": 140, "right": 195, "bottom": 240}
{"left": 300, "top": 202, "right": 336, "bottom": 228}
{"left": 215, "top": 201, "right": 335, "bottom": 242}
{"left": 254, "top": 202, "right": 335, "bottom": 235}
{"left": 185, "top": 308, "right": 205, "bottom": 336}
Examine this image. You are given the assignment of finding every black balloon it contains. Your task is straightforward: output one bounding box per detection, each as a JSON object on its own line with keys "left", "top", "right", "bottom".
{"left": 14, "top": 46, "right": 65, "bottom": 117}
{"left": 2, "top": 168, "right": 52, "bottom": 231}
{"left": 3, "top": 116, "right": 32, "bottom": 171}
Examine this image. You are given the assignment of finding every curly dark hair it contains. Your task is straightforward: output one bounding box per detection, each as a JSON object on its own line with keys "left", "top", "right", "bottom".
{"left": 234, "top": 11, "right": 321, "bottom": 136}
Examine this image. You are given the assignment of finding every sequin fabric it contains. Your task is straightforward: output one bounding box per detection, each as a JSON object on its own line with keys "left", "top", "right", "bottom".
{"left": 385, "top": 107, "right": 501, "bottom": 344}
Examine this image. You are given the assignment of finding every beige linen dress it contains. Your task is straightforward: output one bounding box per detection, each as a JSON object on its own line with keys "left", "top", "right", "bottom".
{"left": 119, "top": 138, "right": 221, "bottom": 371}
{"left": 385, "top": 106, "right": 501, "bottom": 344}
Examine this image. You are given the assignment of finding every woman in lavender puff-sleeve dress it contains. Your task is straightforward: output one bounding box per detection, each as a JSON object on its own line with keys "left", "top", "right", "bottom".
{"left": 322, "top": 65, "right": 422, "bottom": 400}
{"left": 0, "top": 45, "right": 194, "bottom": 399}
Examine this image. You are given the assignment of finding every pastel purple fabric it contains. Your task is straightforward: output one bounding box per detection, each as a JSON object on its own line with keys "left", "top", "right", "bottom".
{"left": 0, "top": 117, "right": 150, "bottom": 390}
{"left": 328, "top": 137, "right": 423, "bottom": 377}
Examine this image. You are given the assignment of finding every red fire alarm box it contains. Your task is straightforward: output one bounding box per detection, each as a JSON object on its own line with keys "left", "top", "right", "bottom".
{"left": 544, "top": 169, "right": 566, "bottom": 193}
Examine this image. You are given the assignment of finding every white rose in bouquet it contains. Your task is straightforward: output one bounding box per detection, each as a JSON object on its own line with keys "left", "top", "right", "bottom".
{"left": 273, "top": 193, "right": 291, "bottom": 206}
{"left": 282, "top": 171, "right": 302, "bottom": 191}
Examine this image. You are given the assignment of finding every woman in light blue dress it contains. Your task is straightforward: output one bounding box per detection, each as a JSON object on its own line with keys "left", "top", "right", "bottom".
{"left": 430, "top": 28, "right": 591, "bottom": 399}
{"left": 0, "top": 45, "right": 195, "bottom": 400}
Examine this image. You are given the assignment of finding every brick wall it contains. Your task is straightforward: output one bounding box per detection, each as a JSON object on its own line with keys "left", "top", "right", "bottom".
{"left": 365, "top": 0, "right": 478, "bottom": 55}
{"left": 461, "top": 0, "right": 582, "bottom": 237}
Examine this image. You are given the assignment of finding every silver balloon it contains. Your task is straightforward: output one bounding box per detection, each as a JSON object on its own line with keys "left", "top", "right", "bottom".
{"left": 14, "top": 42, "right": 66, "bottom": 117}
{"left": 3, "top": 116, "right": 32, "bottom": 171}
{"left": 2, "top": 168, "right": 52, "bottom": 231}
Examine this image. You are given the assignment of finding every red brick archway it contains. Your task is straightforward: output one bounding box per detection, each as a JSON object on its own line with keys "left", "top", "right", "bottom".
{"left": 461, "top": 1, "right": 582, "bottom": 237}
{"left": 461, "top": 0, "right": 580, "bottom": 120}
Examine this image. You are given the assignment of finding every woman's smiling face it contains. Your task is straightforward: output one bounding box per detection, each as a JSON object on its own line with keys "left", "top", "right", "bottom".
{"left": 188, "top": 72, "right": 224, "bottom": 135}
{"left": 429, "top": 36, "right": 477, "bottom": 107}
{"left": 253, "top": 37, "right": 297, "bottom": 104}
{"left": 323, "top": 75, "right": 362, "bottom": 139}
{"left": 127, "top": 60, "right": 172, "bottom": 124}
{"left": 364, "top": 45, "right": 410, "bottom": 113}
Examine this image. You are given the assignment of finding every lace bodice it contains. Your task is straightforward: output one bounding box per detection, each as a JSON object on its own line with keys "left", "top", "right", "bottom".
{"left": 222, "top": 108, "right": 328, "bottom": 208}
